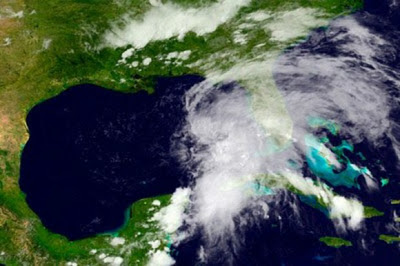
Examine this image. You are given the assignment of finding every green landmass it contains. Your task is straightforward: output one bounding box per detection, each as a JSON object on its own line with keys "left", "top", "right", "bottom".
{"left": 391, "top": 199, "right": 400, "bottom": 205}
{"left": 364, "top": 206, "right": 384, "bottom": 218}
{"left": 0, "top": 0, "right": 363, "bottom": 264}
{"left": 1, "top": 194, "right": 171, "bottom": 265}
{"left": 319, "top": 236, "right": 352, "bottom": 248}
{"left": 379, "top": 234, "right": 400, "bottom": 244}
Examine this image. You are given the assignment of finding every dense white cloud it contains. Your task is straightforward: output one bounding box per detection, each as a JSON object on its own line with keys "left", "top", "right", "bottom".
{"left": 148, "top": 240, "right": 161, "bottom": 249}
{"left": 110, "top": 237, "right": 125, "bottom": 247}
{"left": 265, "top": 8, "right": 326, "bottom": 42}
{"left": 284, "top": 171, "right": 364, "bottom": 230}
{"left": 330, "top": 195, "right": 364, "bottom": 230}
{"left": 103, "top": 256, "right": 124, "bottom": 266}
{"left": 152, "top": 200, "right": 161, "bottom": 206}
{"left": 153, "top": 78, "right": 367, "bottom": 264}
{"left": 103, "top": 0, "right": 250, "bottom": 48}
{"left": 152, "top": 187, "right": 190, "bottom": 234}
{"left": 274, "top": 16, "right": 393, "bottom": 144}
{"left": 147, "top": 250, "right": 175, "bottom": 266}
{"left": 175, "top": 81, "right": 271, "bottom": 237}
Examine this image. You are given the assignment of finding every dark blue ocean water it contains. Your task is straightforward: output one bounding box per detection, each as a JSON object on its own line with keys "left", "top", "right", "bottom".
{"left": 19, "top": 75, "right": 204, "bottom": 240}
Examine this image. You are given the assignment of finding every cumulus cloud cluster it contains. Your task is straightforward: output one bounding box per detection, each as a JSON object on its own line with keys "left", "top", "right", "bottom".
{"left": 148, "top": 250, "right": 175, "bottom": 266}
{"left": 176, "top": 81, "right": 270, "bottom": 237}
{"left": 265, "top": 8, "right": 326, "bottom": 42}
{"left": 152, "top": 187, "right": 190, "bottom": 234}
{"left": 103, "top": 0, "right": 250, "bottom": 48}
{"left": 284, "top": 171, "right": 364, "bottom": 230}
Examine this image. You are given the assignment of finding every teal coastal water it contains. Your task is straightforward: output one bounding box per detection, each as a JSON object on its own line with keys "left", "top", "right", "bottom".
{"left": 381, "top": 178, "right": 389, "bottom": 187}
{"left": 308, "top": 117, "right": 340, "bottom": 135}
{"left": 305, "top": 134, "right": 368, "bottom": 189}
{"left": 248, "top": 182, "right": 274, "bottom": 196}
{"left": 98, "top": 207, "right": 131, "bottom": 237}
{"left": 303, "top": 117, "right": 374, "bottom": 189}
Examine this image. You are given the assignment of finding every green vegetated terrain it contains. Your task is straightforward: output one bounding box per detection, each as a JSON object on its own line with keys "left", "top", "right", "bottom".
{"left": 30, "top": 195, "right": 171, "bottom": 265}
{"left": 391, "top": 199, "right": 400, "bottom": 205}
{"left": 379, "top": 234, "right": 400, "bottom": 244}
{"left": 363, "top": 206, "right": 384, "bottom": 218}
{"left": 319, "top": 236, "right": 352, "bottom": 248}
{"left": 0, "top": 0, "right": 364, "bottom": 264}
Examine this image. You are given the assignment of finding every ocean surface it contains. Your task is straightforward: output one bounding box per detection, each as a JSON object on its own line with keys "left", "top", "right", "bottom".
{"left": 20, "top": 75, "right": 203, "bottom": 240}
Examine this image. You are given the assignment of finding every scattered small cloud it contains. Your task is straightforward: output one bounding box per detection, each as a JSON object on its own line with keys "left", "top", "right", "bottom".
{"left": 110, "top": 237, "right": 125, "bottom": 247}
{"left": 143, "top": 57, "right": 152, "bottom": 66}
{"left": 42, "top": 38, "right": 52, "bottom": 50}
{"left": 3, "top": 38, "right": 11, "bottom": 47}
{"left": 103, "top": 256, "right": 123, "bottom": 266}
{"left": 152, "top": 200, "right": 161, "bottom": 206}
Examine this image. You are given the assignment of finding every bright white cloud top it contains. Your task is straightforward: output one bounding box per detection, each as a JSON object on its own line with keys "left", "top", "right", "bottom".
{"left": 104, "top": 0, "right": 251, "bottom": 48}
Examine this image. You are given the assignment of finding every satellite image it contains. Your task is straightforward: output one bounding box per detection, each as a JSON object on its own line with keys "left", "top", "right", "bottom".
{"left": 1, "top": 0, "right": 400, "bottom": 265}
